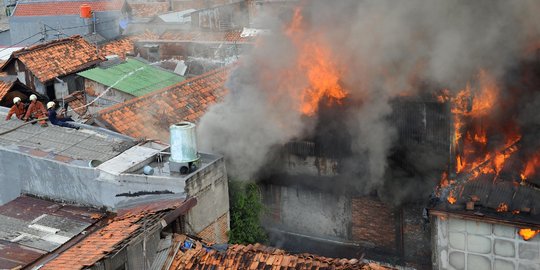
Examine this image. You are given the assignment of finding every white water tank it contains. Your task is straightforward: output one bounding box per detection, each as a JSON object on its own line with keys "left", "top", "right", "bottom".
{"left": 170, "top": 122, "right": 198, "bottom": 163}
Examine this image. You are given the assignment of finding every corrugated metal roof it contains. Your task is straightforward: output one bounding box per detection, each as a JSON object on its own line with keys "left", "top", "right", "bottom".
{"left": 0, "top": 196, "right": 106, "bottom": 269}
{"left": 78, "top": 58, "right": 185, "bottom": 97}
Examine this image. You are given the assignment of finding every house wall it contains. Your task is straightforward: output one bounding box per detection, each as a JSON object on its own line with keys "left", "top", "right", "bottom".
{"left": 84, "top": 79, "right": 134, "bottom": 105}
{"left": 433, "top": 216, "right": 540, "bottom": 270}
{"left": 9, "top": 12, "right": 121, "bottom": 45}
{"left": 184, "top": 157, "right": 229, "bottom": 243}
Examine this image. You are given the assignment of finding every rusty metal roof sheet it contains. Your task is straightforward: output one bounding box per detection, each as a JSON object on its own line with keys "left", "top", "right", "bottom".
{"left": 0, "top": 196, "right": 106, "bottom": 269}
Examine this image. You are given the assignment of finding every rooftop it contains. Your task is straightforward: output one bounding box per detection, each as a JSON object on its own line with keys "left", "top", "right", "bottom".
{"left": 40, "top": 197, "right": 196, "bottom": 269}
{"left": 0, "top": 110, "right": 133, "bottom": 163}
{"left": 96, "top": 67, "right": 229, "bottom": 141}
{"left": 128, "top": 2, "right": 169, "bottom": 18}
{"left": 13, "top": 0, "right": 124, "bottom": 16}
{"left": 99, "top": 37, "right": 134, "bottom": 59}
{"left": 166, "top": 235, "right": 393, "bottom": 270}
{"left": 78, "top": 58, "right": 185, "bottom": 97}
{"left": 145, "top": 29, "right": 256, "bottom": 44}
{"left": 1, "top": 35, "right": 105, "bottom": 83}
{"left": 0, "top": 195, "right": 106, "bottom": 269}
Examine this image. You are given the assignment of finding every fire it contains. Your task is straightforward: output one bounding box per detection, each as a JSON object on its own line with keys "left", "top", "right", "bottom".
{"left": 285, "top": 7, "right": 347, "bottom": 115}
{"left": 521, "top": 153, "right": 540, "bottom": 182}
{"left": 496, "top": 203, "right": 508, "bottom": 212}
{"left": 519, "top": 228, "right": 540, "bottom": 241}
{"left": 447, "top": 190, "right": 457, "bottom": 204}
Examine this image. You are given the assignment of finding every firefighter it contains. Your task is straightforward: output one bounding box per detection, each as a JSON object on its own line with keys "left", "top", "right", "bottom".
{"left": 23, "top": 94, "right": 48, "bottom": 127}
{"left": 5, "top": 97, "right": 25, "bottom": 120}
{"left": 46, "top": 101, "right": 78, "bottom": 129}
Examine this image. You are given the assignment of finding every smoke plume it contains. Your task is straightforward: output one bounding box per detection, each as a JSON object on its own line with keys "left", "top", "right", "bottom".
{"left": 198, "top": 0, "right": 540, "bottom": 200}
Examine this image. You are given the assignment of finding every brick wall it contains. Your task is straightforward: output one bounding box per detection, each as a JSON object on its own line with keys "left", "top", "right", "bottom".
{"left": 196, "top": 212, "right": 229, "bottom": 243}
{"left": 351, "top": 197, "right": 397, "bottom": 252}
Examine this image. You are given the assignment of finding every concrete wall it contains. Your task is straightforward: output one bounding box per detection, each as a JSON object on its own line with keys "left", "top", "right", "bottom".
{"left": 433, "top": 216, "right": 540, "bottom": 270}
{"left": 0, "top": 146, "right": 188, "bottom": 209}
{"left": 9, "top": 12, "right": 120, "bottom": 45}
{"left": 184, "top": 157, "right": 229, "bottom": 243}
{"left": 85, "top": 79, "right": 134, "bottom": 105}
{"left": 261, "top": 184, "right": 351, "bottom": 242}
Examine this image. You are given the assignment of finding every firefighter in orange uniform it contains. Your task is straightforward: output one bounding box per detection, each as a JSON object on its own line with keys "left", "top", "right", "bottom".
{"left": 23, "top": 94, "right": 48, "bottom": 127}
{"left": 5, "top": 97, "right": 25, "bottom": 120}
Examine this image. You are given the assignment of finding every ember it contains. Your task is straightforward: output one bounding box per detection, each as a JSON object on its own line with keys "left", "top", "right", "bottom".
{"left": 496, "top": 203, "right": 508, "bottom": 212}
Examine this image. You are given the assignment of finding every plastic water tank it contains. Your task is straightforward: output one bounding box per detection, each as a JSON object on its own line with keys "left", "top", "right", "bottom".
{"left": 170, "top": 122, "right": 198, "bottom": 163}
{"left": 80, "top": 4, "right": 92, "bottom": 19}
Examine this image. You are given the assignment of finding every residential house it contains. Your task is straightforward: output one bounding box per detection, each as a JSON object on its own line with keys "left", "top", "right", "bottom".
{"left": 429, "top": 158, "right": 540, "bottom": 270}
{"left": 34, "top": 197, "right": 197, "bottom": 269}
{"left": 0, "top": 108, "right": 230, "bottom": 245}
{"left": 77, "top": 57, "right": 185, "bottom": 109}
{"left": 133, "top": 29, "right": 255, "bottom": 72}
{"left": 0, "top": 195, "right": 108, "bottom": 269}
{"left": 9, "top": 0, "right": 127, "bottom": 45}
{"left": 0, "top": 35, "right": 105, "bottom": 100}
{"left": 0, "top": 76, "right": 42, "bottom": 107}
{"left": 190, "top": 1, "right": 249, "bottom": 31}
{"left": 96, "top": 67, "right": 228, "bottom": 141}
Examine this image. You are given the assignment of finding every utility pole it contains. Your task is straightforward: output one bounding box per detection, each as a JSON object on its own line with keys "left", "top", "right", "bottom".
{"left": 40, "top": 22, "right": 47, "bottom": 42}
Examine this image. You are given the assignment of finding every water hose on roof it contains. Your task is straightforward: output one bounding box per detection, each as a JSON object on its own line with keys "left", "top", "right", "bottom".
{"left": 0, "top": 117, "right": 49, "bottom": 136}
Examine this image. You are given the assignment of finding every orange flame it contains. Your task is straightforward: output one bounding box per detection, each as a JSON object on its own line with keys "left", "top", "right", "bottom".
{"left": 496, "top": 203, "right": 508, "bottom": 212}
{"left": 519, "top": 228, "right": 540, "bottom": 241}
{"left": 521, "top": 153, "right": 540, "bottom": 182}
{"left": 447, "top": 190, "right": 457, "bottom": 204}
{"left": 285, "top": 7, "right": 347, "bottom": 115}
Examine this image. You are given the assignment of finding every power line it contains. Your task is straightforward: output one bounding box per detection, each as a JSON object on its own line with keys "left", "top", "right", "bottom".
{"left": 0, "top": 32, "right": 41, "bottom": 55}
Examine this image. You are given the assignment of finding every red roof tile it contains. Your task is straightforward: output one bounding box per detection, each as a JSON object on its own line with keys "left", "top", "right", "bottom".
{"left": 0, "top": 80, "right": 14, "bottom": 101}
{"left": 2, "top": 35, "right": 105, "bottom": 83}
{"left": 129, "top": 2, "right": 169, "bottom": 18}
{"left": 168, "top": 235, "right": 394, "bottom": 270}
{"left": 97, "top": 67, "right": 229, "bottom": 142}
{"left": 42, "top": 198, "right": 195, "bottom": 270}
{"left": 157, "top": 29, "right": 255, "bottom": 43}
{"left": 63, "top": 90, "right": 88, "bottom": 116}
{"left": 13, "top": 0, "right": 124, "bottom": 16}
{"left": 99, "top": 37, "right": 134, "bottom": 59}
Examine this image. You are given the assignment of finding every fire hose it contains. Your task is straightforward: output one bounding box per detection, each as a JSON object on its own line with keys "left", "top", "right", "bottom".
{"left": 0, "top": 117, "right": 49, "bottom": 136}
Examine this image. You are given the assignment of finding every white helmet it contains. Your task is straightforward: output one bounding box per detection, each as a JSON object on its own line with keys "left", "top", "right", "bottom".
{"left": 13, "top": 97, "right": 21, "bottom": 104}
{"left": 47, "top": 101, "right": 55, "bottom": 109}
{"left": 29, "top": 94, "right": 37, "bottom": 101}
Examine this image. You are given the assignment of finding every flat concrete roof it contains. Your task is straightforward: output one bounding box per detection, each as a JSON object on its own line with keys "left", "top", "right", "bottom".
{"left": 0, "top": 111, "right": 134, "bottom": 162}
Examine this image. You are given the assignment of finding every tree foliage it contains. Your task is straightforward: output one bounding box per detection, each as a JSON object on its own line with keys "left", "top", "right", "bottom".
{"left": 228, "top": 180, "right": 267, "bottom": 244}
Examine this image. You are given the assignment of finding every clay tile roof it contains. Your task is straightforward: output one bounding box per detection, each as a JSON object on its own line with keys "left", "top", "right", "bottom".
{"left": 13, "top": 0, "right": 124, "bottom": 16}
{"left": 129, "top": 2, "right": 169, "bottom": 18}
{"left": 99, "top": 37, "right": 134, "bottom": 59}
{"left": 64, "top": 90, "right": 88, "bottom": 116}
{"left": 168, "top": 236, "right": 394, "bottom": 270}
{"left": 158, "top": 29, "right": 255, "bottom": 43}
{"left": 0, "top": 79, "right": 14, "bottom": 101}
{"left": 97, "top": 67, "right": 229, "bottom": 141}
{"left": 1, "top": 35, "right": 105, "bottom": 83}
{"left": 41, "top": 198, "right": 196, "bottom": 270}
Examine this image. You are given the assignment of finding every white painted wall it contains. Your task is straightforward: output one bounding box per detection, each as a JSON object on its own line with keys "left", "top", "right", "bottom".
{"left": 433, "top": 216, "right": 540, "bottom": 270}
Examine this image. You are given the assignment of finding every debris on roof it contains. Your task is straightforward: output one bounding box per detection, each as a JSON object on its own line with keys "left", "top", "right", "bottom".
{"left": 13, "top": 0, "right": 125, "bottom": 16}
{"left": 40, "top": 197, "right": 196, "bottom": 270}
{"left": 0, "top": 35, "right": 105, "bottom": 83}
{"left": 97, "top": 67, "right": 229, "bottom": 141}
{"left": 0, "top": 195, "right": 106, "bottom": 269}
{"left": 78, "top": 58, "right": 185, "bottom": 97}
{"left": 166, "top": 235, "right": 394, "bottom": 270}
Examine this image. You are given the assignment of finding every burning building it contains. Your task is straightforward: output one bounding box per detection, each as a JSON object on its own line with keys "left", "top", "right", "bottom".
{"left": 196, "top": 1, "right": 540, "bottom": 269}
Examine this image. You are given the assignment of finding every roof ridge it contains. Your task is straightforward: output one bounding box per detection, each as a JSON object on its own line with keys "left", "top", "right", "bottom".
{"left": 13, "top": 35, "right": 84, "bottom": 57}
{"left": 97, "top": 66, "right": 230, "bottom": 116}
